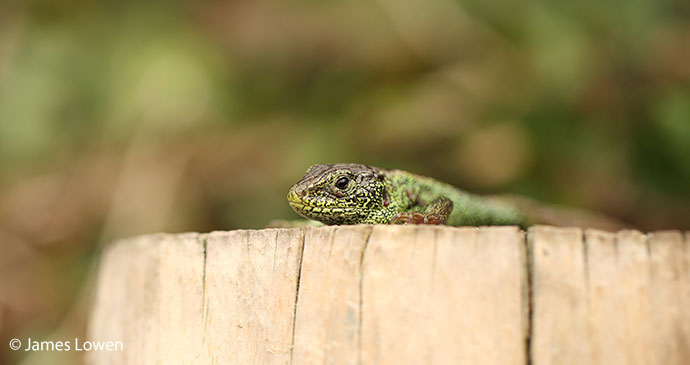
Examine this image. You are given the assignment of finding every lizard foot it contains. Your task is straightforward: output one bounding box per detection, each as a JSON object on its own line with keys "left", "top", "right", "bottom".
{"left": 392, "top": 212, "right": 446, "bottom": 225}
{"left": 391, "top": 196, "right": 453, "bottom": 225}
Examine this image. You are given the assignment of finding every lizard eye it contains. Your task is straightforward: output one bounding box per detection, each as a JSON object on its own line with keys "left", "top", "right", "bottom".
{"left": 335, "top": 177, "right": 350, "bottom": 190}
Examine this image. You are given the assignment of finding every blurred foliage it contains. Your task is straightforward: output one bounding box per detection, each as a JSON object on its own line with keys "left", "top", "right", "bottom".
{"left": 1, "top": 0, "right": 689, "bottom": 363}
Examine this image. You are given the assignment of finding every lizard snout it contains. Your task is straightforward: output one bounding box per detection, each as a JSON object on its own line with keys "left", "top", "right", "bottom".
{"left": 287, "top": 186, "right": 307, "bottom": 205}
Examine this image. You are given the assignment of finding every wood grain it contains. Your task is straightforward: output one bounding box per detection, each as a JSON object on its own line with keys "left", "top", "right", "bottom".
{"left": 87, "top": 225, "right": 690, "bottom": 364}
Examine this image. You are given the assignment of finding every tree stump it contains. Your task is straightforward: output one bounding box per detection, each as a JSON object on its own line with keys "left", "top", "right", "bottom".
{"left": 87, "top": 225, "right": 690, "bottom": 364}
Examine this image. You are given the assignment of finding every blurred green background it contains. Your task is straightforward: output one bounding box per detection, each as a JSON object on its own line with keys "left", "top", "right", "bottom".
{"left": 1, "top": 0, "right": 689, "bottom": 363}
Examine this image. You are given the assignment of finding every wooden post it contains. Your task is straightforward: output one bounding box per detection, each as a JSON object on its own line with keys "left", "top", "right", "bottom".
{"left": 87, "top": 226, "right": 690, "bottom": 364}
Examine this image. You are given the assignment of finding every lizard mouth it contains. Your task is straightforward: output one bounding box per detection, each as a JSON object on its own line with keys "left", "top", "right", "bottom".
{"left": 286, "top": 193, "right": 319, "bottom": 214}
{"left": 287, "top": 190, "right": 306, "bottom": 207}
{"left": 287, "top": 201, "right": 307, "bottom": 210}
{"left": 288, "top": 200, "right": 353, "bottom": 213}
{"left": 287, "top": 190, "right": 361, "bottom": 218}
{"left": 288, "top": 197, "right": 358, "bottom": 216}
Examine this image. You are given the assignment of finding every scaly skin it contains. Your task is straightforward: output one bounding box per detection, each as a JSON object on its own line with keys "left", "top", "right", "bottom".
{"left": 287, "top": 163, "right": 528, "bottom": 227}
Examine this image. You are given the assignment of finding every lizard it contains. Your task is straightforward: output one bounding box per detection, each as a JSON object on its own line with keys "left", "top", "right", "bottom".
{"left": 286, "top": 163, "right": 626, "bottom": 230}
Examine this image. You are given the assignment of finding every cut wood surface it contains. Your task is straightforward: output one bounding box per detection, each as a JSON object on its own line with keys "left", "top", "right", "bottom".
{"left": 87, "top": 225, "right": 690, "bottom": 365}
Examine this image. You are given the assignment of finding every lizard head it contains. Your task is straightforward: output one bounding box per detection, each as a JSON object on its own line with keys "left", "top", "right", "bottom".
{"left": 287, "top": 163, "right": 388, "bottom": 225}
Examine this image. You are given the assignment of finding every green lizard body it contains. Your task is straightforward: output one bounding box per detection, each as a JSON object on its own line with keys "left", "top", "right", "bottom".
{"left": 287, "top": 163, "right": 528, "bottom": 228}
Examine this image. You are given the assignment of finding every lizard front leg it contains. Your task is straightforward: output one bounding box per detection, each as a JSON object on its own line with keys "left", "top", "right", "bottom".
{"left": 392, "top": 196, "right": 453, "bottom": 225}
